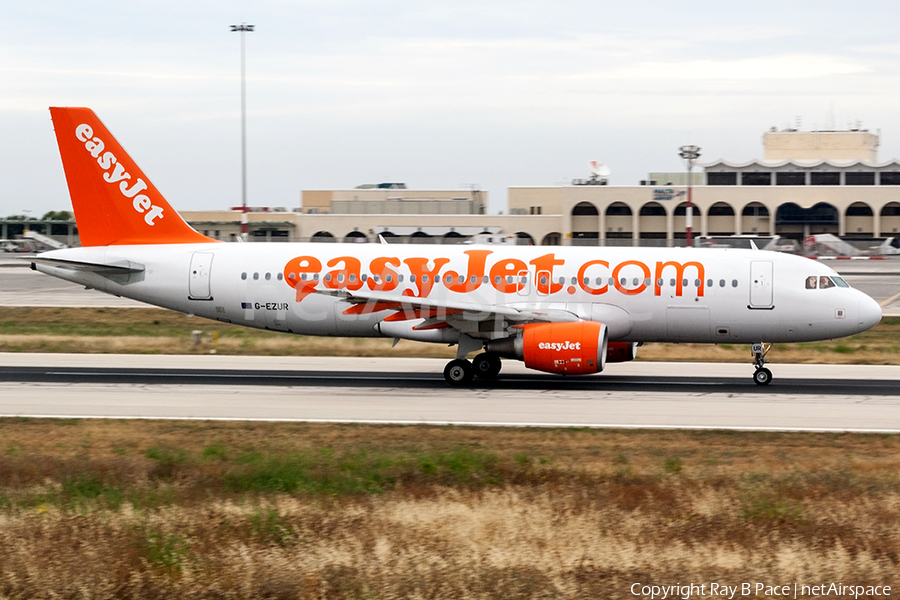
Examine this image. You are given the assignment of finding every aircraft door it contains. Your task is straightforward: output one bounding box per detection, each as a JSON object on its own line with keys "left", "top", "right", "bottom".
{"left": 189, "top": 252, "right": 214, "bottom": 300}
{"left": 749, "top": 260, "right": 773, "bottom": 308}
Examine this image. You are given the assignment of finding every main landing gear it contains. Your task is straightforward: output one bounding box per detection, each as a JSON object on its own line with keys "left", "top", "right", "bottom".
{"left": 443, "top": 352, "right": 502, "bottom": 386}
{"left": 751, "top": 342, "right": 772, "bottom": 386}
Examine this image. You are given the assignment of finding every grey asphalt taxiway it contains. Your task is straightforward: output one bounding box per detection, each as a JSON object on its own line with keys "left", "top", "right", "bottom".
{"left": 1, "top": 354, "right": 899, "bottom": 432}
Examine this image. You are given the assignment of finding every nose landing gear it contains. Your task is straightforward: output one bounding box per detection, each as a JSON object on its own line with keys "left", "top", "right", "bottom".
{"left": 751, "top": 342, "right": 772, "bottom": 385}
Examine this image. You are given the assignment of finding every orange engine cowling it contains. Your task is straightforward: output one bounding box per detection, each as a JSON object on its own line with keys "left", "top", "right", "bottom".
{"left": 520, "top": 321, "right": 609, "bottom": 375}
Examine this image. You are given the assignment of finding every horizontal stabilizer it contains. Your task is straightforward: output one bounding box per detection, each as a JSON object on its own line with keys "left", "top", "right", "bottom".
{"left": 29, "top": 256, "right": 145, "bottom": 274}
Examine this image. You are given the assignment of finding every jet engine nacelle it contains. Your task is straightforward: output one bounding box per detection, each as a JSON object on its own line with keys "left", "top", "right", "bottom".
{"left": 487, "top": 321, "right": 609, "bottom": 375}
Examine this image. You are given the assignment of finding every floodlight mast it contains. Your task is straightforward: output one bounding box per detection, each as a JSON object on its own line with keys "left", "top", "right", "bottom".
{"left": 231, "top": 23, "right": 254, "bottom": 241}
{"left": 678, "top": 145, "right": 701, "bottom": 247}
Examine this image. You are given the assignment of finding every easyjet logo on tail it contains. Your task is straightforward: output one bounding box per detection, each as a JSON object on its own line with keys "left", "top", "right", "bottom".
{"left": 75, "top": 124, "right": 164, "bottom": 226}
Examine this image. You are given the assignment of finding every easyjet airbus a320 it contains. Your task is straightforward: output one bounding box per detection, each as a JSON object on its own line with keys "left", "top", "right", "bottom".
{"left": 33, "top": 107, "right": 882, "bottom": 385}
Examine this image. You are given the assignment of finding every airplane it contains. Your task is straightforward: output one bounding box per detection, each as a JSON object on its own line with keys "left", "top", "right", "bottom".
{"left": 31, "top": 107, "right": 883, "bottom": 386}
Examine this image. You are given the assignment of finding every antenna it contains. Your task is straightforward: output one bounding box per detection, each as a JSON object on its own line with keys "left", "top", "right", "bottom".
{"left": 589, "top": 160, "right": 611, "bottom": 181}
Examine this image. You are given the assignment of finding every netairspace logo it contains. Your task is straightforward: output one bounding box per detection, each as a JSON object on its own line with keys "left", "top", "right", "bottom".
{"left": 630, "top": 582, "right": 892, "bottom": 599}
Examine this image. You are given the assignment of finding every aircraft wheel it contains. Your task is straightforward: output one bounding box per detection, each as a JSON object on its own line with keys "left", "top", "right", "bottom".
{"left": 753, "top": 367, "right": 773, "bottom": 386}
{"left": 444, "top": 359, "right": 474, "bottom": 386}
{"left": 472, "top": 353, "right": 502, "bottom": 379}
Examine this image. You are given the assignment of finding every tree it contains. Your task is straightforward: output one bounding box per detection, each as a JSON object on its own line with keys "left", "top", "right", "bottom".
{"left": 41, "top": 211, "right": 74, "bottom": 221}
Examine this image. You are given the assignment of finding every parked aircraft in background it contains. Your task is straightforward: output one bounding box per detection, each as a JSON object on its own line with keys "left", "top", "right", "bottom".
{"left": 32, "top": 107, "right": 882, "bottom": 385}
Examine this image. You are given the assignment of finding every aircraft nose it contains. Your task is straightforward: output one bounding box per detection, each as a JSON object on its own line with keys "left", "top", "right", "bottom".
{"left": 858, "top": 294, "right": 882, "bottom": 333}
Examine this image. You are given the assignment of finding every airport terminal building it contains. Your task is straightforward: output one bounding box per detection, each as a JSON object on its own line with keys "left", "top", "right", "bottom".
{"left": 6, "top": 126, "right": 900, "bottom": 249}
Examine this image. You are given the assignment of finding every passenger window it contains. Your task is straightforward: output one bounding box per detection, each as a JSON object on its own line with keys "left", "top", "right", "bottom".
{"left": 707, "top": 279, "right": 712, "bottom": 288}
{"left": 731, "top": 279, "right": 738, "bottom": 287}
{"left": 361, "top": 274, "right": 367, "bottom": 282}
{"left": 471, "top": 276, "right": 477, "bottom": 284}
{"left": 719, "top": 279, "right": 725, "bottom": 287}
{"left": 313, "top": 274, "right": 320, "bottom": 281}
{"left": 670, "top": 279, "right": 676, "bottom": 287}
{"left": 682, "top": 279, "right": 688, "bottom": 287}
{"left": 695, "top": 279, "right": 701, "bottom": 287}
{"left": 265, "top": 273, "right": 271, "bottom": 281}
{"left": 277, "top": 273, "right": 283, "bottom": 281}
{"left": 657, "top": 278, "right": 664, "bottom": 287}
{"left": 324, "top": 273, "right": 332, "bottom": 282}
{"left": 541, "top": 276, "right": 549, "bottom": 285}
{"left": 633, "top": 278, "right": 639, "bottom": 286}
{"left": 806, "top": 276, "right": 817, "bottom": 289}
{"left": 241, "top": 272, "right": 247, "bottom": 280}
{"left": 645, "top": 278, "right": 651, "bottom": 286}
{"left": 253, "top": 273, "right": 259, "bottom": 281}
{"left": 820, "top": 276, "right": 835, "bottom": 289}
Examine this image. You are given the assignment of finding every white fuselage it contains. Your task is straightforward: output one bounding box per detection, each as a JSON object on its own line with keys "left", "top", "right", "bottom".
{"left": 34, "top": 243, "right": 881, "bottom": 345}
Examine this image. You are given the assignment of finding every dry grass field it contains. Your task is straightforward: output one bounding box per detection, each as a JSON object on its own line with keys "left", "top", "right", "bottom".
{"left": 0, "top": 420, "right": 897, "bottom": 599}
{"left": 2, "top": 307, "right": 900, "bottom": 363}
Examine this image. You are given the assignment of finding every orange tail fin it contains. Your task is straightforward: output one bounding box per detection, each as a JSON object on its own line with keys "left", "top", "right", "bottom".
{"left": 50, "top": 107, "right": 216, "bottom": 246}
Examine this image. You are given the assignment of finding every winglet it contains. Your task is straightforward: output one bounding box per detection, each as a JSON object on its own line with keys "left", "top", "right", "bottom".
{"left": 49, "top": 107, "right": 216, "bottom": 246}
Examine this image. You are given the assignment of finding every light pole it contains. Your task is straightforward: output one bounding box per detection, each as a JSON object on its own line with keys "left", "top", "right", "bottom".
{"left": 678, "top": 145, "right": 701, "bottom": 247}
{"left": 231, "top": 23, "right": 254, "bottom": 241}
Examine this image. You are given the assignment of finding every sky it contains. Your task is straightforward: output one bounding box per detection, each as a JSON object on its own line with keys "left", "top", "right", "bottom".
{"left": 3, "top": 0, "right": 900, "bottom": 217}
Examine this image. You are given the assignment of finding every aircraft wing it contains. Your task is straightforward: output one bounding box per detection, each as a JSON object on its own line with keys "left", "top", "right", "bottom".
{"left": 314, "top": 288, "right": 580, "bottom": 326}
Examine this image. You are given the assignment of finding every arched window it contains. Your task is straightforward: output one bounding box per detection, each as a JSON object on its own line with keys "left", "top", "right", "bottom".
{"left": 708, "top": 202, "right": 735, "bottom": 216}
{"left": 571, "top": 202, "right": 599, "bottom": 216}
{"left": 541, "top": 232, "right": 562, "bottom": 245}
{"left": 605, "top": 202, "right": 632, "bottom": 217}
{"left": 639, "top": 202, "right": 666, "bottom": 216}
{"left": 515, "top": 232, "right": 535, "bottom": 245}
{"left": 311, "top": 231, "right": 335, "bottom": 242}
{"left": 343, "top": 231, "right": 368, "bottom": 243}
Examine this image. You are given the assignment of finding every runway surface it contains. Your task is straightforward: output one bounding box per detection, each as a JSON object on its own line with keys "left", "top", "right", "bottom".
{"left": 1, "top": 354, "right": 898, "bottom": 432}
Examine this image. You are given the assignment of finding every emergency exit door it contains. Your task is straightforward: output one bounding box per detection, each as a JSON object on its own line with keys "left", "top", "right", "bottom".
{"left": 189, "top": 252, "right": 214, "bottom": 300}
{"left": 749, "top": 260, "right": 773, "bottom": 308}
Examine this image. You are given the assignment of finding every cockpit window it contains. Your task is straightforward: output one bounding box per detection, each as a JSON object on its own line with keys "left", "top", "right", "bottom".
{"left": 819, "top": 276, "right": 835, "bottom": 289}
{"left": 832, "top": 276, "right": 850, "bottom": 288}
{"left": 805, "top": 276, "right": 817, "bottom": 289}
